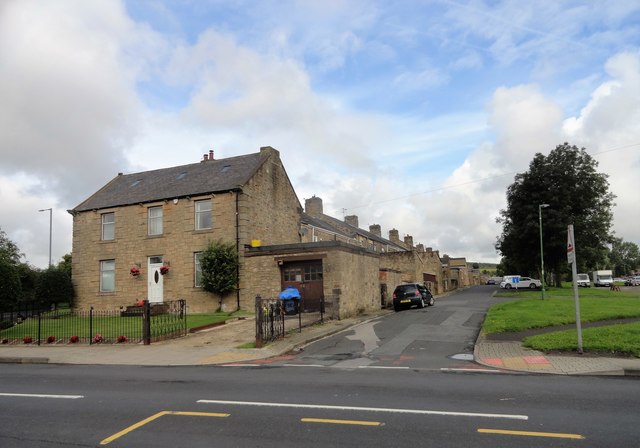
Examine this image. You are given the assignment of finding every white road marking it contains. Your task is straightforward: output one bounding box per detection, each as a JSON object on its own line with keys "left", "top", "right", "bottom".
{"left": 0, "top": 393, "right": 84, "bottom": 399}
{"left": 357, "top": 366, "right": 410, "bottom": 370}
{"left": 197, "top": 399, "right": 528, "bottom": 421}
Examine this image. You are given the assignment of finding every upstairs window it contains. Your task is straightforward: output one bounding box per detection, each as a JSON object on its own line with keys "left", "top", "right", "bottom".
{"left": 148, "top": 206, "right": 163, "bottom": 236}
{"left": 195, "top": 199, "right": 212, "bottom": 230}
{"left": 101, "top": 212, "right": 115, "bottom": 240}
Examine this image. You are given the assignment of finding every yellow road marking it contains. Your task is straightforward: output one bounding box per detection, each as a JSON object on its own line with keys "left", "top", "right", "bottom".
{"left": 478, "top": 428, "right": 585, "bottom": 439}
{"left": 99, "top": 410, "right": 229, "bottom": 445}
{"left": 301, "top": 418, "right": 383, "bottom": 426}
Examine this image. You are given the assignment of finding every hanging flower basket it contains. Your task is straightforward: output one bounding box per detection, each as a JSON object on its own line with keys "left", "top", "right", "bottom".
{"left": 160, "top": 265, "right": 170, "bottom": 275}
{"left": 130, "top": 266, "right": 141, "bottom": 277}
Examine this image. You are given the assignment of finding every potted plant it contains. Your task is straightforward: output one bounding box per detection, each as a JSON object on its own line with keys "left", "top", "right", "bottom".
{"left": 159, "top": 265, "right": 170, "bottom": 275}
{"left": 130, "top": 266, "right": 141, "bottom": 277}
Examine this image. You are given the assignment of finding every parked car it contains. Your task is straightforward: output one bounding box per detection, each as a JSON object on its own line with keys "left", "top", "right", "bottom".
{"left": 576, "top": 273, "right": 591, "bottom": 287}
{"left": 392, "top": 283, "right": 434, "bottom": 311}
{"left": 486, "top": 278, "right": 496, "bottom": 285}
{"left": 500, "top": 276, "right": 542, "bottom": 289}
{"left": 624, "top": 276, "right": 640, "bottom": 286}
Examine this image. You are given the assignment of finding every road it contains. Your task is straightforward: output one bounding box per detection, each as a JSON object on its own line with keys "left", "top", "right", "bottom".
{"left": 1, "top": 286, "right": 639, "bottom": 447}
{"left": 271, "top": 286, "right": 508, "bottom": 371}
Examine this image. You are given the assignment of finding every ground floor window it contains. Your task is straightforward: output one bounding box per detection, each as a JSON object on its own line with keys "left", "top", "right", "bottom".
{"left": 194, "top": 252, "right": 203, "bottom": 287}
{"left": 100, "top": 259, "right": 115, "bottom": 292}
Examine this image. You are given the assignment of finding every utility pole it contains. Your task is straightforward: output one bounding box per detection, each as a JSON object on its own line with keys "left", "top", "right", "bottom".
{"left": 38, "top": 208, "right": 52, "bottom": 267}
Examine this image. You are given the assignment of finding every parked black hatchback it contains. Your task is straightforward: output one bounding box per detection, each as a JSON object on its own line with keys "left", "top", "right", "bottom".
{"left": 392, "top": 283, "right": 434, "bottom": 311}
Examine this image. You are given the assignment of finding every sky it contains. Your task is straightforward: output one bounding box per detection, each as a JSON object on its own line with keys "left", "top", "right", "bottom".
{"left": 1, "top": 0, "right": 639, "bottom": 268}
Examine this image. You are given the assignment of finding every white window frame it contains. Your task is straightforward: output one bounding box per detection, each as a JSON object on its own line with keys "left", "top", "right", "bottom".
{"left": 148, "top": 206, "right": 163, "bottom": 236}
{"left": 101, "top": 212, "right": 115, "bottom": 241}
{"left": 195, "top": 199, "right": 212, "bottom": 230}
{"left": 100, "top": 260, "right": 115, "bottom": 292}
{"left": 194, "top": 252, "right": 203, "bottom": 287}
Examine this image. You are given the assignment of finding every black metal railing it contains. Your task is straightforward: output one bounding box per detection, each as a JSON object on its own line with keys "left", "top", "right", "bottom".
{"left": 0, "top": 300, "right": 187, "bottom": 346}
{"left": 254, "top": 295, "right": 327, "bottom": 347}
{"left": 255, "top": 296, "right": 284, "bottom": 348}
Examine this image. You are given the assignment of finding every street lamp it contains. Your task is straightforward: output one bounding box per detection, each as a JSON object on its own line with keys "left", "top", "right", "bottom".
{"left": 539, "top": 203, "right": 550, "bottom": 300}
{"left": 38, "top": 208, "right": 52, "bottom": 268}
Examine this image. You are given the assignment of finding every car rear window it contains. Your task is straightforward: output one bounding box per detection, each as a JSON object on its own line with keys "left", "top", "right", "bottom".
{"left": 395, "top": 285, "right": 417, "bottom": 293}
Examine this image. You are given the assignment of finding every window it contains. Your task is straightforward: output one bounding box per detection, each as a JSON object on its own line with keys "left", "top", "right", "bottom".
{"left": 195, "top": 199, "right": 212, "bottom": 230}
{"left": 194, "top": 252, "right": 203, "bottom": 287}
{"left": 100, "top": 260, "right": 115, "bottom": 292}
{"left": 283, "top": 267, "right": 302, "bottom": 282}
{"left": 304, "top": 264, "right": 323, "bottom": 281}
{"left": 148, "top": 206, "right": 163, "bottom": 236}
{"left": 101, "top": 213, "right": 115, "bottom": 240}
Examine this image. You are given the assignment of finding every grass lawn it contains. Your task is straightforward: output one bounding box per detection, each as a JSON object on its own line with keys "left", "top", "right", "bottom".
{"left": 187, "top": 310, "right": 252, "bottom": 330}
{"left": 523, "top": 322, "right": 640, "bottom": 357}
{"left": 1, "top": 309, "right": 253, "bottom": 342}
{"left": 485, "top": 285, "right": 640, "bottom": 356}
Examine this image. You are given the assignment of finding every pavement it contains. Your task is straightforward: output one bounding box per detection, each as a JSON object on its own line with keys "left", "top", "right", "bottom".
{"left": 2, "top": 311, "right": 640, "bottom": 376}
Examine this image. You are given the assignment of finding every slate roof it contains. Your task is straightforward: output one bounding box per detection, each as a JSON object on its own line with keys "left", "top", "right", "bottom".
{"left": 73, "top": 152, "right": 267, "bottom": 212}
{"left": 301, "top": 212, "right": 406, "bottom": 252}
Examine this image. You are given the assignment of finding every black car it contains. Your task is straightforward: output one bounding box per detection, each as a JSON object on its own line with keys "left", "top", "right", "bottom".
{"left": 392, "top": 283, "right": 434, "bottom": 312}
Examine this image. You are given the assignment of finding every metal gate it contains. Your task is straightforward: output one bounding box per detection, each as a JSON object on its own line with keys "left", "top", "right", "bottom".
{"left": 255, "top": 295, "right": 284, "bottom": 348}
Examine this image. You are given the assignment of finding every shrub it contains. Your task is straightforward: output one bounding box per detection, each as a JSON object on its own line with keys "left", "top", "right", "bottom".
{"left": 69, "top": 335, "right": 79, "bottom": 343}
{"left": 46, "top": 335, "right": 56, "bottom": 343}
{"left": 23, "top": 336, "right": 32, "bottom": 344}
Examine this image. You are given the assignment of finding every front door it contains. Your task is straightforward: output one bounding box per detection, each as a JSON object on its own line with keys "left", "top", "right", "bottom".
{"left": 148, "top": 256, "right": 164, "bottom": 304}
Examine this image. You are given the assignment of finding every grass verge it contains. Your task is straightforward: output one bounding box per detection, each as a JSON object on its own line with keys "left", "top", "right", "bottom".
{"left": 523, "top": 322, "right": 640, "bottom": 357}
{"left": 485, "top": 286, "right": 640, "bottom": 357}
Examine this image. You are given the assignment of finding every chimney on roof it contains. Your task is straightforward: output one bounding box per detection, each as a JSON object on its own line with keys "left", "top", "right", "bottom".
{"left": 369, "top": 224, "right": 381, "bottom": 236}
{"left": 404, "top": 235, "right": 414, "bottom": 248}
{"left": 416, "top": 243, "right": 425, "bottom": 252}
{"left": 202, "top": 149, "right": 215, "bottom": 162}
{"left": 345, "top": 215, "right": 359, "bottom": 228}
{"left": 305, "top": 196, "right": 323, "bottom": 217}
{"left": 389, "top": 229, "right": 400, "bottom": 242}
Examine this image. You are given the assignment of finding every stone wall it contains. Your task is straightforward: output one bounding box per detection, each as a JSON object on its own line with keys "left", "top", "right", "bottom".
{"left": 244, "top": 242, "right": 381, "bottom": 319}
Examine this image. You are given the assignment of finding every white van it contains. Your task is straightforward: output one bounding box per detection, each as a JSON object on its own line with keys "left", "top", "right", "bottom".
{"left": 576, "top": 273, "right": 590, "bottom": 287}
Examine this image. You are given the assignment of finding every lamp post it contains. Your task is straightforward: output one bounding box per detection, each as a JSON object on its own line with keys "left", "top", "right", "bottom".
{"left": 539, "top": 203, "right": 550, "bottom": 300}
{"left": 39, "top": 208, "right": 52, "bottom": 268}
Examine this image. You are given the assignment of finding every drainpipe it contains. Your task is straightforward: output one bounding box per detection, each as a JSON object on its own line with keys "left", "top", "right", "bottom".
{"left": 235, "top": 188, "right": 241, "bottom": 310}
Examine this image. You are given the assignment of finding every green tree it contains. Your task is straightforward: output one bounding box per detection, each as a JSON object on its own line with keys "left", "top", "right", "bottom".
{"left": 496, "top": 143, "right": 615, "bottom": 287}
{"left": 0, "top": 258, "right": 21, "bottom": 309}
{"left": 609, "top": 238, "right": 640, "bottom": 276}
{"left": 58, "top": 253, "right": 72, "bottom": 277}
{"left": 0, "top": 227, "right": 22, "bottom": 264}
{"left": 35, "top": 267, "right": 74, "bottom": 308}
{"left": 200, "top": 240, "right": 238, "bottom": 307}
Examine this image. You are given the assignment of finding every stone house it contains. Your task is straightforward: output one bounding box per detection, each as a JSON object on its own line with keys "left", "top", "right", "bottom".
{"left": 69, "top": 145, "right": 472, "bottom": 319}
{"left": 69, "top": 146, "right": 302, "bottom": 312}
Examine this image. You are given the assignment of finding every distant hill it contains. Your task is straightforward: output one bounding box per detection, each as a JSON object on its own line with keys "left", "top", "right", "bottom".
{"left": 468, "top": 262, "right": 498, "bottom": 274}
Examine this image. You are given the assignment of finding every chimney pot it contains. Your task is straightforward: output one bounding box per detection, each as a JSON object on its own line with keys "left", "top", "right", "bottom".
{"left": 209, "top": 149, "right": 214, "bottom": 160}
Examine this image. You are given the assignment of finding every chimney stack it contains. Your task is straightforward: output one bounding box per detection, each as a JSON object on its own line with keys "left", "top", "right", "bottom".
{"left": 345, "top": 215, "right": 359, "bottom": 228}
{"left": 404, "top": 235, "right": 414, "bottom": 247}
{"left": 389, "top": 229, "right": 400, "bottom": 242}
{"left": 369, "top": 224, "right": 381, "bottom": 237}
{"left": 209, "top": 149, "right": 214, "bottom": 160}
{"left": 305, "top": 196, "right": 323, "bottom": 217}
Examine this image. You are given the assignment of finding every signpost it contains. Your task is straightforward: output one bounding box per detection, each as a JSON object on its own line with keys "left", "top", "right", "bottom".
{"left": 567, "top": 224, "right": 583, "bottom": 354}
